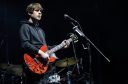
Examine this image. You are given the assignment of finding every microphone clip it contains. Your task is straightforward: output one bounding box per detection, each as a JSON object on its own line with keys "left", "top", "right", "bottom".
{"left": 73, "top": 26, "right": 85, "bottom": 37}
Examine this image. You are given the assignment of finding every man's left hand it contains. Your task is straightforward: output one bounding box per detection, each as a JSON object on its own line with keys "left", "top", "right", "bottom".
{"left": 62, "top": 40, "right": 70, "bottom": 48}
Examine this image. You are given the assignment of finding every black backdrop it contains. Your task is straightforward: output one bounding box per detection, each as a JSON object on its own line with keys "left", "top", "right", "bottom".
{"left": 0, "top": 0, "right": 127, "bottom": 84}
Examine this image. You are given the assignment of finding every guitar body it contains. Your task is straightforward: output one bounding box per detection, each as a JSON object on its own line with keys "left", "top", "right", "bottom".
{"left": 24, "top": 45, "right": 56, "bottom": 75}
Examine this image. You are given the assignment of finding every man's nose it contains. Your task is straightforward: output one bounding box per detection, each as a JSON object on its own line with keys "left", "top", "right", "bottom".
{"left": 38, "top": 10, "right": 42, "bottom": 14}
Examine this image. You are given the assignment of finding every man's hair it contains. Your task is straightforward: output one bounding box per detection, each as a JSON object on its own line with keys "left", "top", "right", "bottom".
{"left": 26, "top": 3, "right": 43, "bottom": 14}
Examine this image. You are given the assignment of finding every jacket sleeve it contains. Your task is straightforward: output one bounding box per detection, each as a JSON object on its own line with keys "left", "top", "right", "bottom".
{"left": 19, "top": 24, "right": 39, "bottom": 55}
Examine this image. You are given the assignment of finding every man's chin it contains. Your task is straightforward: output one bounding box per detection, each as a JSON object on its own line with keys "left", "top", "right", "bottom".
{"left": 38, "top": 19, "right": 41, "bottom": 21}
{"left": 36, "top": 17, "right": 41, "bottom": 20}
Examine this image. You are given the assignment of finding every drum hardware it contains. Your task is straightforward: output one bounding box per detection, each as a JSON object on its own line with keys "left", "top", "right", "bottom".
{"left": 0, "top": 70, "right": 24, "bottom": 84}
{"left": 47, "top": 73, "right": 60, "bottom": 83}
{"left": 66, "top": 70, "right": 72, "bottom": 84}
{"left": 40, "top": 73, "right": 61, "bottom": 84}
{"left": 57, "top": 68, "right": 65, "bottom": 74}
{"left": 55, "top": 57, "right": 79, "bottom": 84}
{"left": 38, "top": 62, "right": 61, "bottom": 84}
{"left": 0, "top": 70, "right": 6, "bottom": 84}
{"left": 71, "top": 73, "right": 89, "bottom": 84}
{"left": 0, "top": 63, "right": 24, "bottom": 84}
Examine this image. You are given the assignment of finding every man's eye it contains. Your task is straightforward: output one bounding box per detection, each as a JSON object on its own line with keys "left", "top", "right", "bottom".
{"left": 35, "top": 10, "right": 39, "bottom": 11}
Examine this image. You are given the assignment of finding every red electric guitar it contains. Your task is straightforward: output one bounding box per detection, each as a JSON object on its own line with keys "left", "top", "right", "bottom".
{"left": 24, "top": 34, "right": 78, "bottom": 75}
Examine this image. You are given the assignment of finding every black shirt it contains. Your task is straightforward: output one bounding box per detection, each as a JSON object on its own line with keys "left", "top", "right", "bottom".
{"left": 19, "top": 21, "right": 47, "bottom": 55}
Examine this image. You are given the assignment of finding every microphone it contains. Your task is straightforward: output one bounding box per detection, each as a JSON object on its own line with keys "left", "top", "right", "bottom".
{"left": 64, "top": 14, "right": 77, "bottom": 23}
{"left": 73, "top": 26, "right": 85, "bottom": 37}
{"left": 64, "top": 14, "right": 85, "bottom": 37}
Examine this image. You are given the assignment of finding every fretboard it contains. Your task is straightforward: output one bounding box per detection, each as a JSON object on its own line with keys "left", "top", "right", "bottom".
{"left": 47, "top": 38, "right": 72, "bottom": 54}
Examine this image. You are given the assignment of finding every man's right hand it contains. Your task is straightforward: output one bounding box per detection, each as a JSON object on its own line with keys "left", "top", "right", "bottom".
{"left": 38, "top": 50, "right": 49, "bottom": 59}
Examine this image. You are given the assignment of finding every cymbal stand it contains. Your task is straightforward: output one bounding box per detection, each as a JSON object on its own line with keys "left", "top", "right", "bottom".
{"left": 71, "top": 40, "right": 80, "bottom": 74}
{"left": 20, "top": 73, "right": 24, "bottom": 84}
{"left": 0, "top": 70, "right": 7, "bottom": 84}
{"left": 0, "top": 35, "right": 10, "bottom": 64}
{"left": 67, "top": 71, "right": 72, "bottom": 84}
{"left": 66, "top": 60, "right": 72, "bottom": 84}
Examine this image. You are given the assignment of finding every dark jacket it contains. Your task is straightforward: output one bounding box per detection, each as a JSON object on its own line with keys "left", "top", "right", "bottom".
{"left": 19, "top": 21, "right": 47, "bottom": 56}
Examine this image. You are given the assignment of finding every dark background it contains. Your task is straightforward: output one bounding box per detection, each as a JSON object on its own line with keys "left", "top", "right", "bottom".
{"left": 0, "top": 0, "right": 127, "bottom": 84}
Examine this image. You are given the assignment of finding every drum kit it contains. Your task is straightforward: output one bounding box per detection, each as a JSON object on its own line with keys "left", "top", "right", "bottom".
{"left": 0, "top": 63, "right": 23, "bottom": 76}
{"left": 40, "top": 57, "right": 86, "bottom": 84}
{"left": 0, "top": 57, "right": 86, "bottom": 84}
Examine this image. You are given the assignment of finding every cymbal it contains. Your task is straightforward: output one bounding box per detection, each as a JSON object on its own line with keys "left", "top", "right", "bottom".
{"left": 0, "top": 63, "right": 14, "bottom": 70}
{"left": 55, "top": 57, "right": 77, "bottom": 67}
{"left": 0, "top": 63, "right": 23, "bottom": 76}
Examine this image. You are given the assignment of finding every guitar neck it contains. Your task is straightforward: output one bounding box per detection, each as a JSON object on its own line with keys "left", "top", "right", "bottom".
{"left": 47, "top": 38, "right": 72, "bottom": 54}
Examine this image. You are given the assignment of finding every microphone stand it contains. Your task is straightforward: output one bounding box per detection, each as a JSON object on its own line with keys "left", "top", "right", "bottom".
{"left": 72, "top": 25, "right": 110, "bottom": 63}
{"left": 71, "top": 22, "right": 110, "bottom": 84}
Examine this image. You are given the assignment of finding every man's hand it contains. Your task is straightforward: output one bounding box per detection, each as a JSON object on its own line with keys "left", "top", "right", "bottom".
{"left": 62, "top": 40, "right": 70, "bottom": 48}
{"left": 38, "top": 50, "right": 49, "bottom": 59}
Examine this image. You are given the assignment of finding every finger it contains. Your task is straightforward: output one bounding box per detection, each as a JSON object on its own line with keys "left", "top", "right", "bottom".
{"left": 47, "top": 56, "right": 50, "bottom": 60}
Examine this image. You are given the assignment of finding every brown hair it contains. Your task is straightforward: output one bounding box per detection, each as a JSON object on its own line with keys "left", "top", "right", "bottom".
{"left": 26, "top": 3, "right": 43, "bottom": 14}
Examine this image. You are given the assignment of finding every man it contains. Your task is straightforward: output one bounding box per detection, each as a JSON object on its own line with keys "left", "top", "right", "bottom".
{"left": 19, "top": 3, "right": 70, "bottom": 84}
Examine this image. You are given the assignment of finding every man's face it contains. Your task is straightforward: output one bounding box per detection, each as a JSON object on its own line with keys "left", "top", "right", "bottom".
{"left": 29, "top": 9, "right": 42, "bottom": 20}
